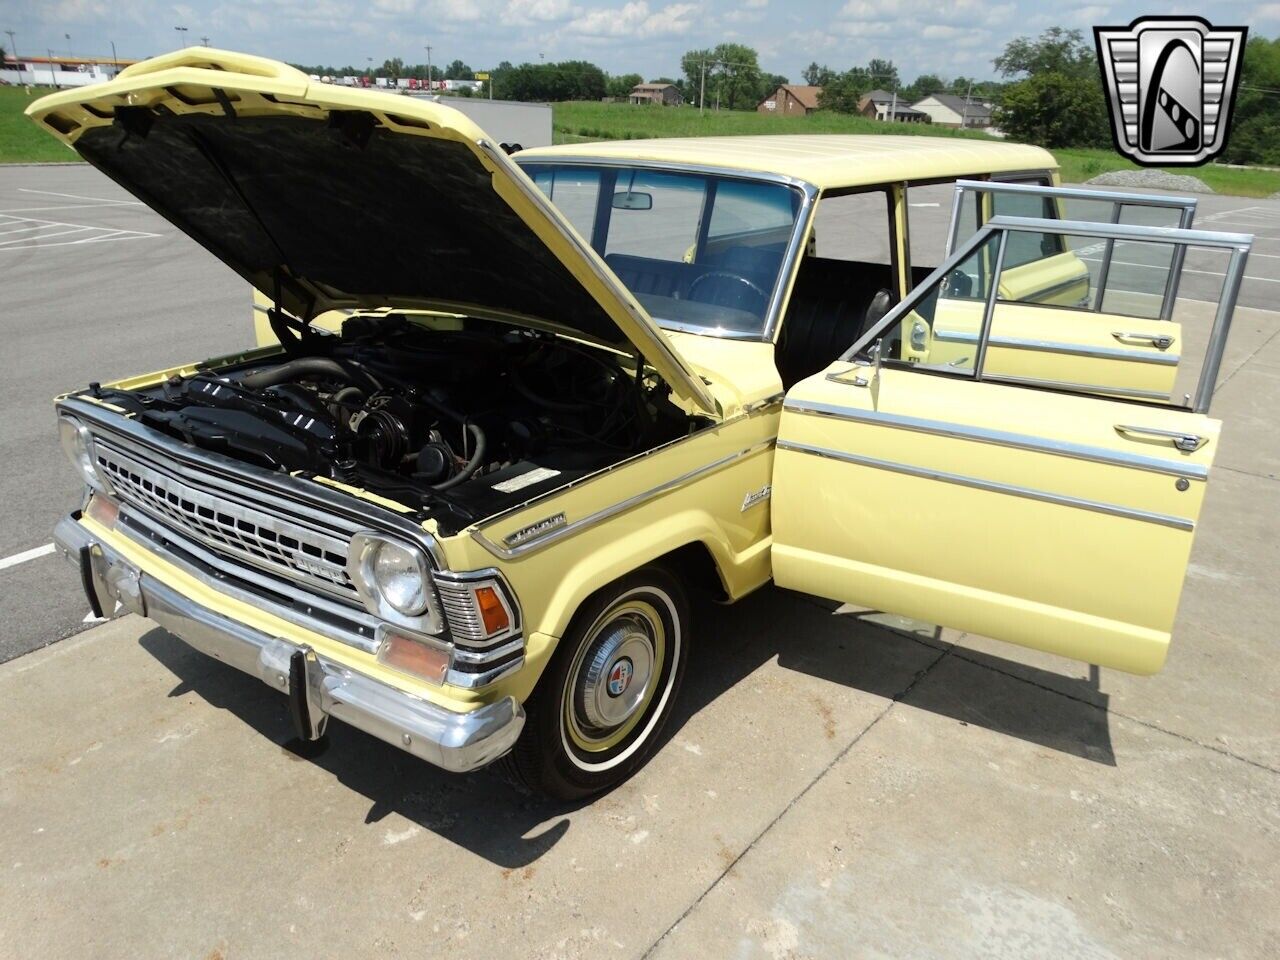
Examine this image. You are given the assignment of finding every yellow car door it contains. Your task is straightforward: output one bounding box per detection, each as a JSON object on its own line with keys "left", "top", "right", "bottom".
{"left": 771, "top": 214, "right": 1250, "bottom": 675}
{"left": 928, "top": 181, "right": 1199, "bottom": 401}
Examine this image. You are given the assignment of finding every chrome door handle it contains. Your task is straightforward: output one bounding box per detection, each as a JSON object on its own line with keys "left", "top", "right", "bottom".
{"left": 1112, "top": 331, "right": 1175, "bottom": 350}
{"left": 1115, "top": 424, "right": 1207, "bottom": 452}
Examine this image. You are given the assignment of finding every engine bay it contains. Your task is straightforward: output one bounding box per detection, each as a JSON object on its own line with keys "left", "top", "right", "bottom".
{"left": 86, "top": 315, "right": 704, "bottom": 534}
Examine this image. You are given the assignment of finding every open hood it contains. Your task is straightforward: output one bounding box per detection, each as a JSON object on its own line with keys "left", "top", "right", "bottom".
{"left": 27, "top": 49, "right": 717, "bottom": 415}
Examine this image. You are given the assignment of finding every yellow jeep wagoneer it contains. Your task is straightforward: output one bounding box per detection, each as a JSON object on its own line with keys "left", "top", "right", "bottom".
{"left": 30, "top": 50, "right": 1253, "bottom": 798}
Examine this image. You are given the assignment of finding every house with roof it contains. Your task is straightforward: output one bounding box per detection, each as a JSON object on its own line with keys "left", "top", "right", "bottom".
{"left": 758, "top": 84, "right": 823, "bottom": 116}
{"left": 628, "top": 82, "right": 682, "bottom": 106}
{"left": 857, "top": 89, "right": 927, "bottom": 123}
{"left": 912, "top": 93, "right": 995, "bottom": 129}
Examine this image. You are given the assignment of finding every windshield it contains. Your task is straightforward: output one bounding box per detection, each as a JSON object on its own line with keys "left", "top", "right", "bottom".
{"left": 518, "top": 162, "right": 804, "bottom": 338}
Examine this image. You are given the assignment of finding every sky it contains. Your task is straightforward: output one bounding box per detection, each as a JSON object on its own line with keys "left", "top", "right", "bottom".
{"left": 0, "top": 0, "right": 1273, "bottom": 84}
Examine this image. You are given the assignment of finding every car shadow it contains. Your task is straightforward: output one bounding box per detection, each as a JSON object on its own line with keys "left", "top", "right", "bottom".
{"left": 137, "top": 583, "right": 1113, "bottom": 868}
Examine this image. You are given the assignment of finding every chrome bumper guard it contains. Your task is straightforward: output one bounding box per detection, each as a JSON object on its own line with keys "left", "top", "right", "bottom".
{"left": 54, "top": 515, "right": 524, "bottom": 773}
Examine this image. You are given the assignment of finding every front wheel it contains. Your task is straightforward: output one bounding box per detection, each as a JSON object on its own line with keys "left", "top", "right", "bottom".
{"left": 501, "top": 566, "right": 689, "bottom": 800}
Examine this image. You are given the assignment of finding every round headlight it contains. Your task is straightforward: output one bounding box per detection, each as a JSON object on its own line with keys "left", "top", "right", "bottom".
{"left": 371, "top": 540, "right": 429, "bottom": 616}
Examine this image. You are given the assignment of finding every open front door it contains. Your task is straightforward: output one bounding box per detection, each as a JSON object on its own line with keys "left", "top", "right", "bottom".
{"left": 770, "top": 213, "right": 1251, "bottom": 675}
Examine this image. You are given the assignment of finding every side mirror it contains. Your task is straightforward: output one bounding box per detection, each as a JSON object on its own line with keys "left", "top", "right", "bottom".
{"left": 612, "top": 190, "right": 653, "bottom": 211}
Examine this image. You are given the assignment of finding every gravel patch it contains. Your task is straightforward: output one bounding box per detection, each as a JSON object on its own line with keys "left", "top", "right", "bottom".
{"left": 1085, "top": 169, "right": 1214, "bottom": 193}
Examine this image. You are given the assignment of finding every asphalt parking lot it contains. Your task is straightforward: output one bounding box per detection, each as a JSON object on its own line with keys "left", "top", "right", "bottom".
{"left": 2, "top": 163, "right": 1279, "bottom": 958}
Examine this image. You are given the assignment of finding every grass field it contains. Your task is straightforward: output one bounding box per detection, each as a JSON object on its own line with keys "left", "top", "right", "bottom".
{"left": 5, "top": 86, "right": 1279, "bottom": 196}
{"left": 0, "top": 86, "right": 82, "bottom": 163}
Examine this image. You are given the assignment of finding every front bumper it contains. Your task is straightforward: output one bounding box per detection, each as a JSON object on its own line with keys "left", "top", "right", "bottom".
{"left": 54, "top": 514, "right": 524, "bottom": 773}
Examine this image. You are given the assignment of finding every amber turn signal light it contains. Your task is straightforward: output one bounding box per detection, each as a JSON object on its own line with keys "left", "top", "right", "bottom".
{"left": 85, "top": 493, "right": 120, "bottom": 530}
{"left": 474, "top": 585, "right": 510, "bottom": 635}
{"left": 379, "top": 631, "right": 450, "bottom": 684}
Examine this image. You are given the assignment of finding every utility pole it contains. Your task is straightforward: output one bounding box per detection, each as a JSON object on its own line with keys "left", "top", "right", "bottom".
{"left": 425, "top": 44, "right": 432, "bottom": 89}
{"left": 174, "top": 26, "right": 188, "bottom": 49}
{"left": 47, "top": 48, "right": 57, "bottom": 87}
{"left": 201, "top": 35, "right": 209, "bottom": 47}
{"left": 699, "top": 60, "right": 706, "bottom": 115}
{"left": 110, "top": 40, "right": 118, "bottom": 76}
{"left": 960, "top": 78, "right": 973, "bottom": 128}
{"left": 64, "top": 33, "right": 71, "bottom": 59}
{"left": 4, "top": 30, "right": 19, "bottom": 85}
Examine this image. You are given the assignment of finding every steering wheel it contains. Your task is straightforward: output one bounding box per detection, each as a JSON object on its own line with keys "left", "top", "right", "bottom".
{"left": 686, "top": 271, "right": 768, "bottom": 312}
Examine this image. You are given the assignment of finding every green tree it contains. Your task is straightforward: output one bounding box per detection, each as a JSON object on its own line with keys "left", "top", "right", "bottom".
{"left": 867, "top": 58, "right": 899, "bottom": 91}
{"left": 680, "top": 43, "right": 761, "bottom": 110}
{"left": 1221, "top": 36, "right": 1280, "bottom": 165}
{"left": 818, "top": 68, "right": 869, "bottom": 113}
{"left": 992, "top": 27, "right": 1109, "bottom": 148}
{"left": 758, "top": 73, "right": 788, "bottom": 101}
{"left": 607, "top": 72, "right": 643, "bottom": 99}
{"left": 443, "top": 59, "right": 474, "bottom": 80}
{"left": 803, "top": 62, "right": 835, "bottom": 87}
{"left": 903, "top": 73, "right": 945, "bottom": 102}
{"left": 380, "top": 57, "right": 405, "bottom": 81}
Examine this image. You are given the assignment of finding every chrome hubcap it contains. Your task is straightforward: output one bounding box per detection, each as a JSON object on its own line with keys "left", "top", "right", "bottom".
{"left": 574, "top": 613, "right": 656, "bottom": 733}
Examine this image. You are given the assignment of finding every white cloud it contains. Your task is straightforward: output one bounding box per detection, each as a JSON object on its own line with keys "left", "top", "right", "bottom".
{"left": 506, "top": 0, "right": 575, "bottom": 23}
{"left": 565, "top": 1, "right": 699, "bottom": 38}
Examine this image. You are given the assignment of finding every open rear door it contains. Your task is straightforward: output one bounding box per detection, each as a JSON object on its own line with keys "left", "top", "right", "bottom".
{"left": 932, "top": 181, "right": 1200, "bottom": 401}
{"left": 770, "top": 213, "right": 1251, "bottom": 675}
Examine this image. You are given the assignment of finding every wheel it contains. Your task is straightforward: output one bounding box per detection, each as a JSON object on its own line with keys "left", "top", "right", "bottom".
{"left": 500, "top": 566, "right": 689, "bottom": 800}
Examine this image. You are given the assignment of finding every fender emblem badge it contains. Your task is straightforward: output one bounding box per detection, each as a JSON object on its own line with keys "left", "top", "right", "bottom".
{"left": 741, "top": 484, "right": 772, "bottom": 512}
{"left": 503, "top": 512, "right": 567, "bottom": 547}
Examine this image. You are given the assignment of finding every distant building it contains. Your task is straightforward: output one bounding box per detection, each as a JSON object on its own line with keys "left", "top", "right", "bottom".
{"left": 1, "top": 53, "right": 137, "bottom": 87}
{"left": 628, "top": 82, "right": 682, "bottom": 106}
{"left": 857, "top": 89, "right": 927, "bottom": 123}
{"left": 758, "top": 84, "right": 823, "bottom": 116}
{"left": 912, "top": 93, "right": 994, "bottom": 129}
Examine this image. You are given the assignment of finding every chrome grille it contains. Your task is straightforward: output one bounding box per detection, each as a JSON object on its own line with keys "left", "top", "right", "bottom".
{"left": 435, "top": 580, "right": 486, "bottom": 642}
{"left": 94, "top": 438, "right": 357, "bottom": 601}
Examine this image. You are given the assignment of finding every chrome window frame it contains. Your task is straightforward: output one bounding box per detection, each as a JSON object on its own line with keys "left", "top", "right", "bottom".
{"left": 946, "top": 180, "right": 1199, "bottom": 321}
{"left": 844, "top": 214, "right": 1253, "bottom": 414}
{"left": 512, "top": 154, "right": 820, "bottom": 343}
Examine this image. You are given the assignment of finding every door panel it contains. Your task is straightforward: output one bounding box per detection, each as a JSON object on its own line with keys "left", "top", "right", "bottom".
{"left": 922, "top": 299, "right": 1181, "bottom": 401}
{"left": 771, "top": 366, "right": 1218, "bottom": 674}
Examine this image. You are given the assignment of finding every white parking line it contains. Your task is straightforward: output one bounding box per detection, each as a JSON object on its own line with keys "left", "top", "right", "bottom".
{"left": 0, "top": 543, "right": 56, "bottom": 572}
{"left": 17, "top": 188, "right": 140, "bottom": 206}
{"left": 1080, "top": 254, "right": 1280, "bottom": 284}
{"left": 0, "top": 202, "right": 151, "bottom": 214}
{"left": 0, "top": 212, "right": 159, "bottom": 251}
{"left": 0, "top": 225, "right": 93, "bottom": 247}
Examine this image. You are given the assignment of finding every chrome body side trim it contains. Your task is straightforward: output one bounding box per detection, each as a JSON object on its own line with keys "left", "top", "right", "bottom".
{"left": 783, "top": 399, "right": 1203, "bottom": 481}
{"left": 512, "top": 153, "right": 820, "bottom": 345}
{"left": 782, "top": 400, "right": 1207, "bottom": 479}
{"left": 775, "top": 440, "right": 1195, "bottom": 531}
{"left": 931, "top": 329, "right": 1181, "bottom": 366}
{"left": 54, "top": 515, "right": 525, "bottom": 773}
{"left": 473, "top": 438, "right": 776, "bottom": 560}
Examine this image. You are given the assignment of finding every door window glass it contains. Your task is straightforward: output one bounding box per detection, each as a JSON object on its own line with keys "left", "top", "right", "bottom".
{"left": 529, "top": 167, "right": 600, "bottom": 241}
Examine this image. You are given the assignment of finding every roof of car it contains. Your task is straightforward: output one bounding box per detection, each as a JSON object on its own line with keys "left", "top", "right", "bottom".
{"left": 516, "top": 135, "right": 1057, "bottom": 190}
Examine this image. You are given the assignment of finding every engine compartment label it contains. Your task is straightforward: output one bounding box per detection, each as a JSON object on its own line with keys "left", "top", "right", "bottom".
{"left": 492, "top": 467, "right": 562, "bottom": 493}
